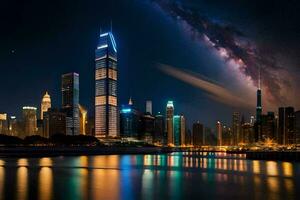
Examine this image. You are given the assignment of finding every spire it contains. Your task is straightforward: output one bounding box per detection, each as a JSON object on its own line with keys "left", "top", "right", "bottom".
{"left": 128, "top": 97, "right": 133, "bottom": 105}
{"left": 258, "top": 65, "right": 261, "bottom": 90}
{"left": 110, "top": 20, "right": 113, "bottom": 33}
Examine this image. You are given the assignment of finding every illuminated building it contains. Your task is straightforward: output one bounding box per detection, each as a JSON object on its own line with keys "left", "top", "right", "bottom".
{"left": 216, "top": 121, "right": 222, "bottom": 146}
{"left": 79, "top": 105, "right": 88, "bottom": 135}
{"left": 22, "top": 106, "right": 37, "bottom": 138}
{"left": 8, "top": 116, "right": 17, "bottom": 136}
{"left": 120, "top": 100, "right": 140, "bottom": 139}
{"left": 95, "top": 31, "right": 118, "bottom": 138}
{"left": 0, "top": 113, "right": 8, "bottom": 135}
{"left": 154, "top": 112, "right": 165, "bottom": 144}
{"left": 146, "top": 100, "right": 152, "bottom": 115}
{"left": 173, "top": 115, "right": 185, "bottom": 146}
{"left": 40, "top": 91, "right": 51, "bottom": 120}
{"left": 43, "top": 108, "right": 66, "bottom": 138}
{"left": 192, "top": 121, "right": 204, "bottom": 146}
{"left": 166, "top": 101, "right": 174, "bottom": 145}
{"left": 255, "top": 76, "right": 262, "bottom": 142}
{"left": 241, "top": 123, "right": 254, "bottom": 144}
{"left": 61, "top": 72, "right": 80, "bottom": 136}
{"left": 278, "top": 107, "right": 295, "bottom": 145}
{"left": 295, "top": 110, "right": 300, "bottom": 144}
{"left": 222, "top": 125, "right": 232, "bottom": 145}
{"left": 232, "top": 112, "right": 240, "bottom": 145}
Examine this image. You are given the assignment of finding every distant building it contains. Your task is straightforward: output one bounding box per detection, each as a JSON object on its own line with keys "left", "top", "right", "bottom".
{"left": 79, "top": 105, "right": 88, "bottom": 135}
{"left": 43, "top": 108, "right": 66, "bottom": 138}
{"left": 0, "top": 113, "right": 8, "bottom": 135}
{"left": 278, "top": 107, "right": 295, "bottom": 145}
{"left": 261, "top": 112, "right": 276, "bottom": 141}
{"left": 192, "top": 121, "right": 204, "bottom": 146}
{"left": 36, "top": 119, "right": 44, "bottom": 137}
{"left": 222, "top": 125, "right": 232, "bottom": 146}
{"left": 8, "top": 116, "right": 17, "bottom": 136}
{"left": 120, "top": 102, "right": 140, "bottom": 139}
{"left": 95, "top": 31, "right": 118, "bottom": 138}
{"left": 146, "top": 100, "right": 152, "bottom": 115}
{"left": 40, "top": 91, "right": 51, "bottom": 120}
{"left": 241, "top": 123, "right": 254, "bottom": 144}
{"left": 232, "top": 112, "right": 240, "bottom": 145}
{"left": 295, "top": 111, "right": 300, "bottom": 144}
{"left": 166, "top": 101, "right": 174, "bottom": 145}
{"left": 22, "top": 106, "right": 37, "bottom": 138}
{"left": 61, "top": 72, "right": 80, "bottom": 136}
{"left": 140, "top": 113, "right": 155, "bottom": 143}
{"left": 173, "top": 115, "right": 185, "bottom": 146}
{"left": 216, "top": 121, "right": 222, "bottom": 146}
{"left": 154, "top": 112, "right": 165, "bottom": 144}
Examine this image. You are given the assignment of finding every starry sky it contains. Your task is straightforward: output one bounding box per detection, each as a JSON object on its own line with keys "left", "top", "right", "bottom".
{"left": 1, "top": 0, "right": 300, "bottom": 128}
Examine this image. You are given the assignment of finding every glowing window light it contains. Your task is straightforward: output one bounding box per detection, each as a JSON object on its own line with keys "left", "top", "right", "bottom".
{"left": 167, "top": 101, "right": 173, "bottom": 108}
{"left": 121, "top": 108, "right": 132, "bottom": 113}
{"left": 97, "top": 44, "right": 108, "bottom": 49}
{"left": 100, "top": 33, "right": 109, "bottom": 37}
{"left": 109, "top": 32, "right": 117, "bottom": 53}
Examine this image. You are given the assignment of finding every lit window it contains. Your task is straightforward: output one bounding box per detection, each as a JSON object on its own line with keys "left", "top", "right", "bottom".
{"left": 95, "top": 96, "right": 106, "bottom": 105}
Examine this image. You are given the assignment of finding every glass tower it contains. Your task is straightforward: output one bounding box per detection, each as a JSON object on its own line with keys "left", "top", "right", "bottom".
{"left": 95, "top": 32, "right": 118, "bottom": 138}
{"left": 61, "top": 72, "right": 80, "bottom": 136}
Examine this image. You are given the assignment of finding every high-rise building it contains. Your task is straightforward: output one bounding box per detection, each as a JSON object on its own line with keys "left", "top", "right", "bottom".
{"left": 192, "top": 121, "right": 204, "bottom": 146}
{"left": 166, "top": 101, "right": 174, "bottom": 145}
{"left": 241, "top": 123, "right": 254, "bottom": 144}
{"left": 261, "top": 112, "right": 276, "bottom": 140}
{"left": 22, "top": 106, "right": 37, "bottom": 138}
{"left": 43, "top": 108, "right": 66, "bottom": 138}
{"left": 146, "top": 100, "right": 152, "bottom": 115}
{"left": 8, "top": 116, "right": 17, "bottom": 136}
{"left": 295, "top": 111, "right": 300, "bottom": 144}
{"left": 61, "top": 72, "right": 80, "bottom": 136}
{"left": 0, "top": 113, "right": 8, "bottom": 135}
{"left": 154, "top": 112, "right": 165, "bottom": 145}
{"left": 232, "top": 112, "right": 241, "bottom": 145}
{"left": 255, "top": 87, "right": 262, "bottom": 142}
{"left": 140, "top": 113, "right": 155, "bottom": 143}
{"left": 120, "top": 102, "right": 140, "bottom": 139}
{"left": 95, "top": 31, "right": 118, "bottom": 138}
{"left": 173, "top": 115, "right": 185, "bottom": 146}
{"left": 278, "top": 107, "right": 295, "bottom": 145}
{"left": 79, "top": 105, "right": 88, "bottom": 135}
{"left": 40, "top": 91, "right": 51, "bottom": 120}
{"left": 222, "top": 125, "right": 232, "bottom": 146}
{"left": 216, "top": 121, "right": 222, "bottom": 146}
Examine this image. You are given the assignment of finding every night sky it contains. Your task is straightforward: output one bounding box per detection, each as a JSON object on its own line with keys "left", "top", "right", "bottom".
{"left": 1, "top": 0, "right": 300, "bottom": 128}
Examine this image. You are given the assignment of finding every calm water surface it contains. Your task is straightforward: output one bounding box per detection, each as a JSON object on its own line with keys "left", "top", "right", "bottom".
{"left": 0, "top": 152, "right": 299, "bottom": 200}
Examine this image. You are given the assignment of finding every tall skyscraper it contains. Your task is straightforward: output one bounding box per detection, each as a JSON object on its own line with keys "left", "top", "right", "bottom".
{"left": 166, "top": 101, "right": 174, "bottom": 145}
{"left": 232, "top": 112, "right": 241, "bottom": 145}
{"left": 8, "top": 116, "right": 17, "bottom": 136}
{"left": 154, "top": 112, "right": 165, "bottom": 144}
{"left": 173, "top": 115, "right": 185, "bottom": 146}
{"left": 43, "top": 108, "right": 66, "bottom": 138}
{"left": 216, "top": 121, "right": 222, "bottom": 146}
{"left": 61, "top": 72, "right": 80, "bottom": 136}
{"left": 120, "top": 101, "right": 140, "bottom": 139}
{"left": 146, "top": 100, "right": 152, "bottom": 115}
{"left": 22, "top": 106, "right": 37, "bottom": 138}
{"left": 278, "top": 107, "right": 295, "bottom": 145}
{"left": 255, "top": 70, "right": 262, "bottom": 142}
{"left": 40, "top": 91, "right": 51, "bottom": 120}
{"left": 95, "top": 31, "right": 118, "bottom": 138}
{"left": 192, "top": 121, "right": 204, "bottom": 146}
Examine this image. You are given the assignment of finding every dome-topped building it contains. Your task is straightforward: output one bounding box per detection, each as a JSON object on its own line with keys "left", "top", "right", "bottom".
{"left": 41, "top": 91, "right": 51, "bottom": 119}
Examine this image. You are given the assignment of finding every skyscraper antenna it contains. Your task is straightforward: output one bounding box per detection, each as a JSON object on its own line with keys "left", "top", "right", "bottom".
{"left": 100, "top": 27, "right": 102, "bottom": 35}
{"left": 258, "top": 65, "right": 261, "bottom": 89}
{"left": 110, "top": 20, "right": 113, "bottom": 33}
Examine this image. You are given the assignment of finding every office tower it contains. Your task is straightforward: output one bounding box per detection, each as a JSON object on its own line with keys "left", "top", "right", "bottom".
{"left": 222, "top": 125, "right": 232, "bottom": 146}
{"left": 61, "top": 72, "right": 80, "bottom": 136}
{"left": 232, "top": 112, "right": 240, "bottom": 145}
{"left": 278, "top": 107, "right": 295, "bottom": 145}
{"left": 22, "top": 106, "right": 37, "bottom": 138}
{"left": 79, "top": 105, "right": 88, "bottom": 135}
{"left": 166, "top": 101, "right": 174, "bottom": 145}
{"left": 43, "top": 108, "right": 66, "bottom": 138}
{"left": 146, "top": 100, "right": 152, "bottom": 115}
{"left": 8, "top": 116, "right": 17, "bottom": 136}
{"left": 173, "top": 115, "right": 185, "bottom": 146}
{"left": 140, "top": 113, "right": 155, "bottom": 143}
{"left": 120, "top": 101, "right": 140, "bottom": 139}
{"left": 192, "top": 121, "right": 204, "bottom": 146}
{"left": 261, "top": 112, "right": 276, "bottom": 140}
{"left": 40, "top": 91, "right": 51, "bottom": 120}
{"left": 255, "top": 83, "right": 262, "bottom": 142}
{"left": 36, "top": 119, "right": 44, "bottom": 137}
{"left": 154, "top": 112, "right": 165, "bottom": 144}
{"left": 0, "top": 113, "right": 8, "bottom": 135}
{"left": 295, "top": 111, "right": 300, "bottom": 144}
{"left": 95, "top": 31, "right": 118, "bottom": 138}
{"left": 241, "top": 123, "right": 254, "bottom": 144}
{"left": 216, "top": 121, "right": 222, "bottom": 146}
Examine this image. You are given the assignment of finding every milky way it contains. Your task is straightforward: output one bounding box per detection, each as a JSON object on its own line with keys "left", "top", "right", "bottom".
{"left": 152, "top": 0, "right": 296, "bottom": 110}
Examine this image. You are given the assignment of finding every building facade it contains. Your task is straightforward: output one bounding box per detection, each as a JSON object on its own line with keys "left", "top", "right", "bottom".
{"left": 40, "top": 91, "right": 51, "bottom": 120}
{"left": 61, "top": 72, "right": 80, "bottom": 136}
{"left": 0, "top": 113, "right": 8, "bottom": 135}
{"left": 278, "top": 107, "right": 295, "bottom": 145}
{"left": 154, "top": 112, "right": 165, "bottom": 145}
{"left": 216, "top": 121, "right": 222, "bottom": 146}
{"left": 120, "top": 104, "right": 140, "bottom": 139}
{"left": 43, "top": 108, "right": 66, "bottom": 138}
{"left": 22, "top": 106, "right": 37, "bottom": 138}
{"left": 79, "top": 105, "right": 88, "bottom": 135}
{"left": 95, "top": 32, "right": 118, "bottom": 138}
{"left": 192, "top": 121, "right": 204, "bottom": 146}
{"left": 166, "top": 101, "right": 174, "bottom": 145}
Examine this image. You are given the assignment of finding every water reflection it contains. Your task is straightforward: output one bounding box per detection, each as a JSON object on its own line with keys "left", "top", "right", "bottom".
{"left": 0, "top": 152, "right": 297, "bottom": 200}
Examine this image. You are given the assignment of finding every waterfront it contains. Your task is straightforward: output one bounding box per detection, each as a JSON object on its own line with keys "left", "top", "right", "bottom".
{"left": 0, "top": 152, "right": 299, "bottom": 200}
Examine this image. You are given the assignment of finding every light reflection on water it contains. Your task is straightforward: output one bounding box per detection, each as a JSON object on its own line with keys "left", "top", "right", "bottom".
{"left": 0, "top": 152, "right": 298, "bottom": 200}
